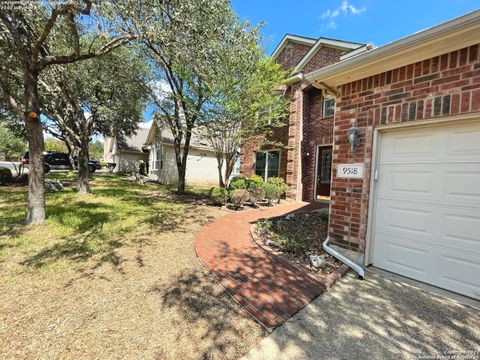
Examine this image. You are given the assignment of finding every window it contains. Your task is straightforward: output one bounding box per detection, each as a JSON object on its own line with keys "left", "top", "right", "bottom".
{"left": 231, "top": 157, "right": 241, "bottom": 177}
{"left": 255, "top": 150, "right": 280, "bottom": 181}
{"left": 323, "top": 98, "right": 336, "bottom": 118}
{"left": 150, "top": 141, "right": 162, "bottom": 171}
{"left": 320, "top": 149, "right": 332, "bottom": 184}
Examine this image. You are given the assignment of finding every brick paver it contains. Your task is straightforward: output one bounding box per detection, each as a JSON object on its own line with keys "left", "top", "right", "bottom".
{"left": 194, "top": 202, "right": 327, "bottom": 331}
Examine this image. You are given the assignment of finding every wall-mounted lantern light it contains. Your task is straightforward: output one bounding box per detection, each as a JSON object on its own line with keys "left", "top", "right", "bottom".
{"left": 347, "top": 124, "right": 360, "bottom": 161}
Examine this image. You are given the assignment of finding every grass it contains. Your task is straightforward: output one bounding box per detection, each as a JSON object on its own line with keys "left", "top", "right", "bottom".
{"left": 0, "top": 173, "right": 264, "bottom": 359}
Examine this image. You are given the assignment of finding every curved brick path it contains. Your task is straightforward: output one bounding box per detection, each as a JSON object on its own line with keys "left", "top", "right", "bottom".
{"left": 194, "top": 202, "right": 327, "bottom": 331}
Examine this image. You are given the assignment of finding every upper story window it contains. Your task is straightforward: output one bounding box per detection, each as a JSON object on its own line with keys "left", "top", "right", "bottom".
{"left": 323, "top": 98, "right": 336, "bottom": 118}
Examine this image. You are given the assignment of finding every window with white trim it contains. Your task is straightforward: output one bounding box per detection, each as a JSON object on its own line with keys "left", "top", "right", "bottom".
{"left": 323, "top": 98, "right": 336, "bottom": 118}
{"left": 255, "top": 150, "right": 280, "bottom": 181}
{"left": 231, "top": 157, "right": 241, "bottom": 178}
{"left": 150, "top": 141, "right": 162, "bottom": 171}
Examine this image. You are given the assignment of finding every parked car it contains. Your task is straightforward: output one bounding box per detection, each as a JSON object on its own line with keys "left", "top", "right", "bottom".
{"left": 21, "top": 152, "right": 98, "bottom": 173}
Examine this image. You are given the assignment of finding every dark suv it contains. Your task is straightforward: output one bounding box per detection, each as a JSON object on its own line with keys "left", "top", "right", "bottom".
{"left": 22, "top": 152, "right": 99, "bottom": 173}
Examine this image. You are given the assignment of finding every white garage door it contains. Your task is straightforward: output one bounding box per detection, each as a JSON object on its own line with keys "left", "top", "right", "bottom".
{"left": 372, "top": 121, "right": 480, "bottom": 300}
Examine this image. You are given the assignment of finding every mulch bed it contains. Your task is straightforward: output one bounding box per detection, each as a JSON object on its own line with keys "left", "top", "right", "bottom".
{"left": 253, "top": 210, "right": 343, "bottom": 279}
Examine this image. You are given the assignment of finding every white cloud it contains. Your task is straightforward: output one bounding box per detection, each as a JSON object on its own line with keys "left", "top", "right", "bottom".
{"left": 323, "top": 20, "right": 338, "bottom": 30}
{"left": 321, "top": 0, "right": 366, "bottom": 19}
{"left": 149, "top": 79, "right": 172, "bottom": 101}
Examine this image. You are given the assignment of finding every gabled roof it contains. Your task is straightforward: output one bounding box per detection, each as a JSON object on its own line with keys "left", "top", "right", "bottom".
{"left": 271, "top": 33, "right": 372, "bottom": 75}
{"left": 145, "top": 121, "right": 215, "bottom": 152}
{"left": 304, "top": 10, "right": 480, "bottom": 91}
{"left": 116, "top": 128, "right": 150, "bottom": 153}
{"left": 295, "top": 37, "right": 368, "bottom": 72}
{"left": 271, "top": 34, "right": 317, "bottom": 59}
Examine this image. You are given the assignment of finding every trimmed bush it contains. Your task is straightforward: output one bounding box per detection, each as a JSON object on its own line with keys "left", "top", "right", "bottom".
{"left": 249, "top": 186, "right": 265, "bottom": 206}
{"left": 230, "top": 189, "right": 250, "bottom": 207}
{"left": 0, "top": 167, "right": 13, "bottom": 185}
{"left": 264, "top": 177, "right": 288, "bottom": 204}
{"left": 267, "top": 177, "right": 288, "bottom": 191}
{"left": 247, "top": 175, "right": 264, "bottom": 189}
{"left": 229, "top": 176, "right": 248, "bottom": 190}
{"left": 209, "top": 187, "right": 228, "bottom": 205}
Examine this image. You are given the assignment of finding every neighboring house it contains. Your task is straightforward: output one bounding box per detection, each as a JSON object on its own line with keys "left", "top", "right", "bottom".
{"left": 241, "top": 11, "right": 480, "bottom": 300}
{"left": 103, "top": 128, "right": 150, "bottom": 173}
{"left": 144, "top": 121, "right": 223, "bottom": 185}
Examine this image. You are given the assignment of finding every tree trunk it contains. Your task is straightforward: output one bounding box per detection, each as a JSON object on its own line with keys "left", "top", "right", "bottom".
{"left": 25, "top": 71, "right": 46, "bottom": 224}
{"left": 64, "top": 139, "right": 76, "bottom": 170}
{"left": 216, "top": 154, "right": 225, "bottom": 188}
{"left": 174, "top": 127, "right": 193, "bottom": 194}
{"left": 223, "top": 155, "right": 236, "bottom": 188}
{"left": 77, "top": 137, "right": 90, "bottom": 195}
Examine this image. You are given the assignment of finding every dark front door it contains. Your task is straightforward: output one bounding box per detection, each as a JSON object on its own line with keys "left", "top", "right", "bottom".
{"left": 316, "top": 146, "right": 332, "bottom": 199}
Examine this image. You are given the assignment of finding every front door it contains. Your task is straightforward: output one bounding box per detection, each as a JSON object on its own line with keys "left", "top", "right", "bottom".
{"left": 316, "top": 146, "right": 332, "bottom": 200}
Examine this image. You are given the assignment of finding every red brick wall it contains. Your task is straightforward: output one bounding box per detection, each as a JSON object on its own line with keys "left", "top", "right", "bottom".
{"left": 302, "top": 46, "right": 344, "bottom": 73}
{"left": 329, "top": 44, "right": 480, "bottom": 253}
{"left": 301, "top": 87, "right": 334, "bottom": 201}
{"left": 241, "top": 42, "right": 358, "bottom": 200}
{"left": 275, "top": 42, "right": 312, "bottom": 70}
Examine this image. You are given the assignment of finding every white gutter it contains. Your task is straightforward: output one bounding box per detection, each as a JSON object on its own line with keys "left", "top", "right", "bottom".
{"left": 305, "top": 10, "right": 480, "bottom": 84}
{"left": 323, "top": 237, "right": 365, "bottom": 279}
{"left": 284, "top": 72, "right": 303, "bottom": 85}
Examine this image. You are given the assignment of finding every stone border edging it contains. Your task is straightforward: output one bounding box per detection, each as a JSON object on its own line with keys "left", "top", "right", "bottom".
{"left": 249, "top": 226, "right": 350, "bottom": 290}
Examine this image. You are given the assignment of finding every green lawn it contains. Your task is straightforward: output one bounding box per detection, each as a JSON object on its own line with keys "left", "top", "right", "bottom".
{"left": 1, "top": 174, "right": 211, "bottom": 272}
{"left": 0, "top": 174, "right": 264, "bottom": 359}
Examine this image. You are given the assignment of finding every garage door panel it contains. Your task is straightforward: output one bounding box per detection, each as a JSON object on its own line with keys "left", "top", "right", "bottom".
{"left": 442, "top": 211, "right": 480, "bottom": 253}
{"left": 377, "top": 164, "right": 480, "bottom": 207}
{"left": 375, "top": 201, "right": 436, "bottom": 242}
{"left": 377, "top": 166, "right": 437, "bottom": 202}
{"left": 444, "top": 169, "right": 480, "bottom": 206}
{"left": 446, "top": 126, "right": 480, "bottom": 156}
{"left": 373, "top": 120, "right": 480, "bottom": 300}
{"left": 381, "top": 122, "right": 480, "bottom": 164}
{"left": 373, "top": 234, "right": 430, "bottom": 280}
{"left": 381, "top": 132, "right": 438, "bottom": 163}
{"left": 437, "top": 253, "right": 480, "bottom": 299}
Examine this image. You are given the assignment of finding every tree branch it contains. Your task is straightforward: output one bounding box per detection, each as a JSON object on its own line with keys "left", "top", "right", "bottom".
{"left": 39, "top": 35, "right": 135, "bottom": 69}
{"left": 0, "top": 80, "right": 24, "bottom": 117}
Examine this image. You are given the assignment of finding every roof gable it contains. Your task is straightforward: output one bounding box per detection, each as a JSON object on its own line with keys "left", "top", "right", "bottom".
{"left": 295, "top": 37, "right": 366, "bottom": 72}
{"left": 271, "top": 34, "right": 316, "bottom": 59}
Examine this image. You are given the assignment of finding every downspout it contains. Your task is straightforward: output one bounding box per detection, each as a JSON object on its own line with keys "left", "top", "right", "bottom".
{"left": 323, "top": 237, "right": 365, "bottom": 279}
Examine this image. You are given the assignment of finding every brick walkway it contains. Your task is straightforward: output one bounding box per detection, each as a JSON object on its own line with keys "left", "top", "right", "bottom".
{"left": 194, "top": 202, "right": 328, "bottom": 331}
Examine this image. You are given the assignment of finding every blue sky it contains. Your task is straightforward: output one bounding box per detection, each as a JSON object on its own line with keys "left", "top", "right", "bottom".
{"left": 232, "top": 0, "right": 479, "bottom": 54}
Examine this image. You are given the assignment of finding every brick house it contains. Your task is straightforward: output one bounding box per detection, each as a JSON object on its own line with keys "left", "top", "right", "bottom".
{"left": 240, "top": 35, "right": 373, "bottom": 202}
{"left": 242, "top": 11, "right": 480, "bottom": 300}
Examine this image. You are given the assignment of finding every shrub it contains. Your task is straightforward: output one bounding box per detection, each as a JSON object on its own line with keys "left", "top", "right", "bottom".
{"left": 229, "top": 176, "right": 248, "bottom": 190}
{"left": 264, "top": 177, "right": 288, "bottom": 204}
{"left": 247, "top": 175, "right": 264, "bottom": 189}
{"left": 249, "top": 186, "right": 265, "bottom": 205}
{"left": 139, "top": 161, "right": 147, "bottom": 175}
{"left": 267, "top": 177, "right": 288, "bottom": 191}
{"left": 0, "top": 167, "right": 13, "bottom": 185}
{"left": 230, "top": 189, "right": 250, "bottom": 207}
{"left": 209, "top": 187, "right": 228, "bottom": 205}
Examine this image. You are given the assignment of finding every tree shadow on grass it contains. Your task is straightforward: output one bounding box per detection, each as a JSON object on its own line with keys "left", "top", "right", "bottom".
{"left": 150, "top": 269, "right": 264, "bottom": 359}
{"left": 19, "top": 227, "right": 125, "bottom": 269}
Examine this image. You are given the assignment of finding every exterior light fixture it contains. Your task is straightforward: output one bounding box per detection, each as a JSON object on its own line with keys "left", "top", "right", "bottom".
{"left": 347, "top": 124, "right": 360, "bottom": 161}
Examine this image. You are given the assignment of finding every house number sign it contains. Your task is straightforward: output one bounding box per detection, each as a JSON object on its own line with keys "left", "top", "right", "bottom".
{"left": 337, "top": 163, "right": 365, "bottom": 179}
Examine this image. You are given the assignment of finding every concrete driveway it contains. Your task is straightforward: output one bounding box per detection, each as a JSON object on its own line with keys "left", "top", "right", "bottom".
{"left": 243, "top": 270, "right": 480, "bottom": 360}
